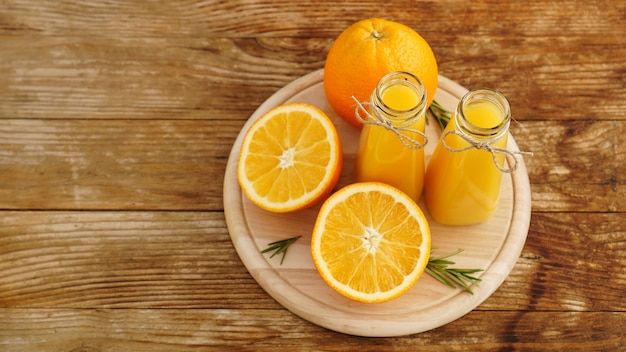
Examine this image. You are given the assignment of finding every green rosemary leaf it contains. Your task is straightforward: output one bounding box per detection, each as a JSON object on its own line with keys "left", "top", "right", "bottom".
{"left": 260, "top": 245, "right": 280, "bottom": 253}
{"left": 427, "top": 99, "right": 453, "bottom": 130}
{"left": 426, "top": 249, "right": 483, "bottom": 294}
{"left": 425, "top": 266, "right": 456, "bottom": 288}
{"left": 452, "top": 268, "right": 485, "bottom": 274}
{"left": 429, "top": 248, "right": 464, "bottom": 261}
{"left": 260, "top": 235, "right": 301, "bottom": 265}
{"left": 446, "top": 270, "right": 473, "bottom": 291}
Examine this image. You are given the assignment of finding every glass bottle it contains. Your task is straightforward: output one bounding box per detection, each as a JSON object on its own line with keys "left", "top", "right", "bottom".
{"left": 424, "top": 89, "right": 511, "bottom": 225}
{"left": 354, "top": 71, "right": 427, "bottom": 202}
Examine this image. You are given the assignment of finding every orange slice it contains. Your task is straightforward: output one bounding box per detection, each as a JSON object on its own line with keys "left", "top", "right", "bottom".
{"left": 237, "top": 102, "right": 343, "bottom": 213}
{"left": 311, "top": 182, "right": 431, "bottom": 303}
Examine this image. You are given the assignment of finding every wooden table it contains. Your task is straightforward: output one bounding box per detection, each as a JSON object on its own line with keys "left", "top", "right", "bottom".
{"left": 1, "top": 0, "right": 624, "bottom": 350}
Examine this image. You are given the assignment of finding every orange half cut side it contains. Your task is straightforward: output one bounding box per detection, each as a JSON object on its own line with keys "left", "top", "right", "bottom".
{"left": 311, "top": 182, "right": 431, "bottom": 303}
{"left": 237, "top": 102, "right": 343, "bottom": 213}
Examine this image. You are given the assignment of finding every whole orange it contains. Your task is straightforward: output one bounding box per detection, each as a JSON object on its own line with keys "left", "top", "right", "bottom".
{"left": 324, "top": 18, "right": 438, "bottom": 128}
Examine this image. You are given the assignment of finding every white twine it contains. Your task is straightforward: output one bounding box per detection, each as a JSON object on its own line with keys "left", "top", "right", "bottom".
{"left": 352, "top": 96, "right": 427, "bottom": 150}
{"left": 440, "top": 129, "right": 533, "bottom": 173}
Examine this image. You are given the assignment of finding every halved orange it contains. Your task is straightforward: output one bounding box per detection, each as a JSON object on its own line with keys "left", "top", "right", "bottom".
{"left": 237, "top": 102, "right": 343, "bottom": 213}
{"left": 311, "top": 182, "right": 431, "bottom": 303}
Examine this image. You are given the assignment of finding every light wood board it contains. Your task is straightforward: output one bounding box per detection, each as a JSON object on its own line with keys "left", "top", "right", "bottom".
{"left": 223, "top": 69, "right": 531, "bottom": 337}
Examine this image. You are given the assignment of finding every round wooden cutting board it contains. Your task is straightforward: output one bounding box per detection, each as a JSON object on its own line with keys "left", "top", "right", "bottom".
{"left": 223, "top": 69, "right": 531, "bottom": 337}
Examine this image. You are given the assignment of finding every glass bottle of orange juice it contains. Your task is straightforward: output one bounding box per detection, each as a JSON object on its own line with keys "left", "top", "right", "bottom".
{"left": 354, "top": 71, "right": 427, "bottom": 202}
{"left": 424, "top": 89, "right": 511, "bottom": 225}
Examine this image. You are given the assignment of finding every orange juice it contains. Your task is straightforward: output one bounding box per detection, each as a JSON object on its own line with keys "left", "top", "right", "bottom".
{"left": 354, "top": 72, "right": 427, "bottom": 201}
{"left": 382, "top": 83, "right": 420, "bottom": 110}
{"left": 425, "top": 89, "right": 511, "bottom": 225}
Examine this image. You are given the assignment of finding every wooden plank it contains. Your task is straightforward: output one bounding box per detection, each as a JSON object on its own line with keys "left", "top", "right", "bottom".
{"left": 1, "top": 212, "right": 623, "bottom": 313}
{"left": 0, "top": 36, "right": 324, "bottom": 120}
{"left": 513, "top": 121, "right": 625, "bottom": 184}
{"left": 531, "top": 184, "right": 626, "bottom": 213}
{"left": 0, "top": 308, "right": 622, "bottom": 350}
{"left": 1, "top": 34, "right": 624, "bottom": 121}
{"left": 513, "top": 120, "right": 626, "bottom": 212}
{"left": 0, "top": 211, "right": 278, "bottom": 309}
{"left": 0, "top": 119, "right": 241, "bottom": 210}
{"left": 2, "top": 0, "right": 623, "bottom": 38}
{"left": 1, "top": 119, "right": 623, "bottom": 211}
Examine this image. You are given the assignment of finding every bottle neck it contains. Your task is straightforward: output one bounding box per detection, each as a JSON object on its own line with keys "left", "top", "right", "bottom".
{"left": 455, "top": 89, "right": 511, "bottom": 140}
{"left": 370, "top": 71, "right": 427, "bottom": 127}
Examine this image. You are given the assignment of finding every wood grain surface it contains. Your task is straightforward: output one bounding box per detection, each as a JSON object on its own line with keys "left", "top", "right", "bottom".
{"left": 1, "top": 0, "right": 625, "bottom": 350}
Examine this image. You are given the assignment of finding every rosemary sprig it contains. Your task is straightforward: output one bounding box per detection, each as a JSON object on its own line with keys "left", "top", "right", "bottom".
{"left": 427, "top": 99, "right": 453, "bottom": 130}
{"left": 426, "top": 249, "right": 483, "bottom": 294}
{"left": 261, "top": 235, "right": 301, "bottom": 265}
